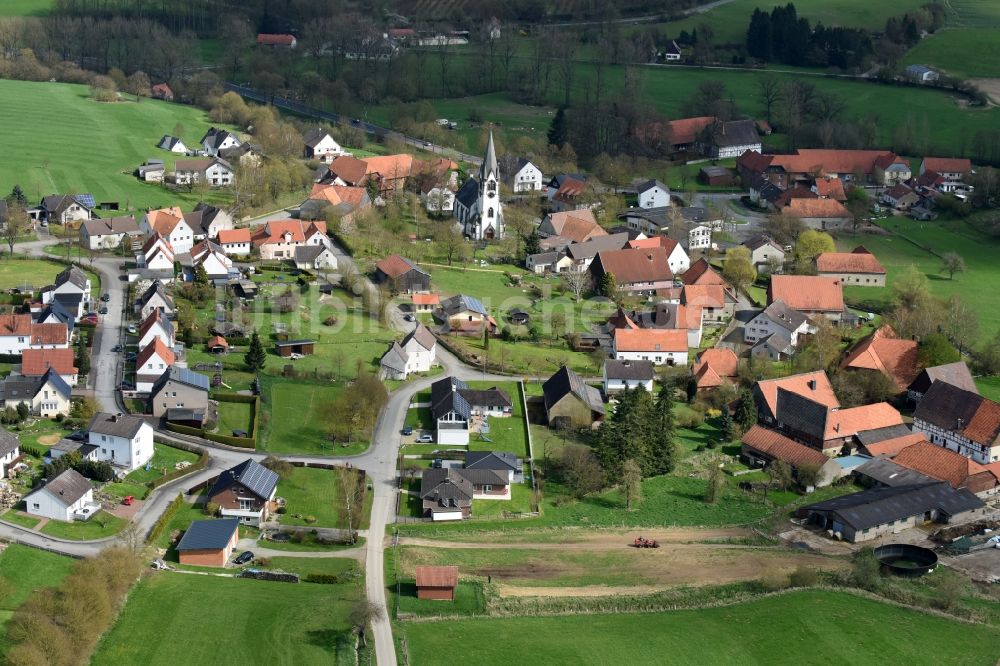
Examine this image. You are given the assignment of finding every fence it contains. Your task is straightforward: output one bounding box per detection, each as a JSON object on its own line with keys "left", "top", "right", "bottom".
{"left": 164, "top": 393, "right": 260, "bottom": 448}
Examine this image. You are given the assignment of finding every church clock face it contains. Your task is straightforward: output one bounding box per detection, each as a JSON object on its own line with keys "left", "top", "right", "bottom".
{"left": 487, "top": 191, "right": 496, "bottom": 198}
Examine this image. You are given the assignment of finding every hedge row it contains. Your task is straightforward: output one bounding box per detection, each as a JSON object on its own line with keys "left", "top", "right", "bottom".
{"left": 304, "top": 573, "right": 342, "bottom": 585}
{"left": 146, "top": 492, "right": 184, "bottom": 544}
{"left": 148, "top": 448, "right": 209, "bottom": 490}
{"left": 204, "top": 431, "right": 255, "bottom": 448}
{"left": 164, "top": 395, "right": 260, "bottom": 448}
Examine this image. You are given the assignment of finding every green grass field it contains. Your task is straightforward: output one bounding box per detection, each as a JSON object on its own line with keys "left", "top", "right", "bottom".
{"left": 154, "top": 499, "right": 212, "bottom": 551}
{"left": 0, "top": 544, "right": 74, "bottom": 648}
{"left": 122, "top": 443, "right": 199, "bottom": 485}
{"left": 400, "top": 590, "right": 1000, "bottom": 665}
{"left": 1, "top": 509, "right": 41, "bottom": 529}
{"left": 0, "top": 258, "right": 99, "bottom": 295}
{"left": 214, "top": 400, "right": 254, "bottom": 437}
{"left": 39, "top": 510, "right": 126, "bottom": 540}
{"left": 650, "top": 0, "right": 932, "bottom": 45}
{"left": 277, "top": 466, "right": 347, "bottom": 528}
{"left": 0, "top": 0, "right": 52, "bottom": 15}
{"left": 975, "top": 377, "right": 1000, "bottom": 402}
{"left": 946, "top": 0, "right": 1000, "bottom": 28}
{"left": 92, "top": 572, "right": 362, "bottom": 665}
{"left": 259, "top": 378, "right": 367, "bottom": 455}
{"left": 0, "top": 79, "right": 231, "bottom": 211}
{"left": 902, "top": 29, "right": 1000, "bottom": 79}
{"left": 836, "top": 217, "right": 1000, "bottom": 341}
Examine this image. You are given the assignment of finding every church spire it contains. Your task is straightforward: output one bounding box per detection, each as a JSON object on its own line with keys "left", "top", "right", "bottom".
{"left": 481, "top": 130, "right": 498, "bottom": 181}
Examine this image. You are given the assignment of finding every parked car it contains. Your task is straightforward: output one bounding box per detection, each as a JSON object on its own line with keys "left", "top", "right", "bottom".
{"left": 415, "top": 433, "right": 434, "bottom": 443}
{"left": 100, "top": 293, "right": 110, "bottom": 302}
{"left": 67, "top": 430, "right": 88, "bottom": 442}
{"left": 98, "top": 306, "right": 108, "bottom": 315}
{"left": 119, "top": 381, "right": 134, "bottom": 391}
{"left": 432, "top": 459, "right": 443, "bottom": 469}
{"left": 233, "top": 551, "right": 254, "bottom": 565}
{"left": 111, "top": 344, "right": 123, "bottom": 353}
{"left": 127, "top": 325, "right": 137, "bottom": 334}
{"left": 125, "top": 352, "right": 137, "bottom": 362}
{"left": 401, "top": 426, "right": 413, "bottom": 436}
{"left": 403, "top": 314, "right": 415, "bottom": 322}
{"left": 80, "top": 315, "right": 98, "bottom": 325}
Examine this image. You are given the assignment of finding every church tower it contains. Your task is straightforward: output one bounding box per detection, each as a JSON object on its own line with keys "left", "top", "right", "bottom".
{"left": 475, "top": 131, "right": 504, "bottom": 240}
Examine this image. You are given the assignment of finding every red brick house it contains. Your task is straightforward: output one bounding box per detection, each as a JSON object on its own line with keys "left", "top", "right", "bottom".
{"left": 175, "top": 518, "right": 240, "bottom": 567}
{"left": 207, "top": 459, "right": 279, "bottom": 526}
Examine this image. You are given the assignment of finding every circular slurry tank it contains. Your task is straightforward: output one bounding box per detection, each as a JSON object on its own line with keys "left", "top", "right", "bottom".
{"left": 874, "top": 544, "right": 938, "bottom": 577}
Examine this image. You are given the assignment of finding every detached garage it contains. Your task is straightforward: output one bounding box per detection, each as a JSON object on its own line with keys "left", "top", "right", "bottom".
{"left": 415, "top": 565, "right": 458, "bottom": 600}
{"left": 175, "top": 518, "right": 240, "bottom": 567}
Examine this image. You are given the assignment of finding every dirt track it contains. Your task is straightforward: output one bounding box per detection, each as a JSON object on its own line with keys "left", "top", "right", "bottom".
{"left": 396, "top": 527, "right": 753, "bottom": 550}
{"left": 970, "top": 79, "right": 1000, "bottom": 106}
{"left": 396, "top": 528, "right": 848, "bottom": 594}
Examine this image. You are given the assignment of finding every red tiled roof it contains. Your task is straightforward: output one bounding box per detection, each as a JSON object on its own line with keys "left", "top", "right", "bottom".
{"left": 0, "top": 314, "right": 32, "bottom": 336}
{"left": 694, "top": 348, "right": 738, "bottom": 388}
{"left": 613, "top": 327, "right": 687, "bottom": 353}
{"left": 21, "top": 348, "right": 76, "bottom": 376}
{"left": 862, "top": 433, "right": 929, "bottom": 458}
{"left": 145, "top": 207, "right": 185, "bottom": 235}
{"left": 151, "top": 83, "right": 173, "bottom": 97}
{"left": 375, "top": 255, "right": 417, "bottom": 279}
{"left": 30, "top": 323, "right": 68, "bottom": 346}
{"left": 207, "top": 335, "right": 229, "bottom": 349}
{"left": 411, "top": 293, "right": 440, "bottom": 305}
{"left": 741, "top": 425, "right": 830, "bottom": 469}
{"left": 840, "top": 325, "right": 919, "bottom": 390}
{"left": 894, "top": 441, "right": 995, "bottom": 493}
{"left": 595, "top": 247, "right": 673, "bottom": 285}
{"left": 545, "top": 209, "right": 605, "bottom": 243}
{"left": 814, "top": 178, "right": 847, "bottom": 201}
{"left": 922, "top": 157, "right": 971, "bottom": 174}
{"left": 756, "top": 371, "right": 838, "bottom": 418}
{"left": 782, "top": 198, "right": 852, "bottom": 219}
{"left": 328, "top": 155, "right": 369, "bottom": 185}
{"left": 415, "top": 565, "right": 458, "bottom": 588}
{"left": 682, "top": 258, "right": 727, "bottom": 287}
{"left": 257, "top": 33, "right": 296, "bottom": 46}
{"left": 626, "top": 236, "right": 678, "bottom": 252}
{"left": 770, "top": 149, "right": 896, "bottom": 176}
{"left": 139, "top": 310, "right": 169, "bottom": 340}
{"left": 768, "top": 275, "right": 844, "bottom": 312}
{"left": 666, "top": 116, "right": 716, "bottom": 145}
{"left": 363, "top": 154, "right": 415, "bottom": 180}
{"left": 823, "top": 403, "right": 903, "bottom": 441}
{"left": 683, "top": 284, "right": 726, "bottom": 309}
{"left": 251, "top": 220, "right": 326, "bottom": 246}
{"left": 874, "top": 153, "right": 909, "bottom": 170}
{"left": 136, "top": 337, "right": 175, "bottom": 368}
{"left": 217, "top": 228, "right": 252, "bottom": 244}
{"left": 815, "top": 249, "right": 886, "bottom": 275}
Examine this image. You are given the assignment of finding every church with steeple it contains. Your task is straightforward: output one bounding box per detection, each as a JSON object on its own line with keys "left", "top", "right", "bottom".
{"left": 454, "top": 132, "right": 505, "bottom": 240}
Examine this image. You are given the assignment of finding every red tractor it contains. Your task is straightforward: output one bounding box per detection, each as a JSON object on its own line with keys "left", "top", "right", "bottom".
{"left": 122, "top": 495, "right": 134, "bottom": 506}
{"left": 632, "top": 536, "right": 660, "bottom": 549}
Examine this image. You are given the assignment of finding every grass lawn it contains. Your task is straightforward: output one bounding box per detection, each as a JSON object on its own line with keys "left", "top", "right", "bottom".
{"left": 385, "top": 548, "right": 487, "bottom": 618}
{"left": 153, "top": 499, "right": 211, "bottom": 550}
{"left": 975, "top": 376, "right": 1000, "bottom": 402}
{"left": 10, "top": 418, "right": 74, "bottom": 453}
{"left": 260, "top": 557, "right": 359, "bottom": 579}
{"left": 902, "top": 28, "right": 1000, "bottom": 79}
{"left": 0, "top": 80, "right": 233, "bottom": 211}
{"left": 467, "top": 381, "right": 530, "bottom": 459}
{"left": 39, "top": 511, "right": 126, "bottom": 540}
{"left": 946, "top": 0, "right": 1000, "bottom": 28}
{"left": 836, "top": 217, "right": 1000, "bottom": 342}
{"left": 277, "top": 466, "right": 348, "bottom": 528}
{"left": 92, "top": 572, "right": 362, "bottom": 666}
{"left": 0, "top": 258, "right": 98, "bottom": 296}
{"left": 122, "top": 443, "right": 199, "bottom": 485}
{"left": 400, "top": 590, "right": 1000, "bottom": 665}
{"left": 1, "top": 509, "right": 41, "bottom": 529}
{"left": 0, "top": 544, "right": 74, "bottom": 647}
{"left": 405, "top": 406, "right": 434, "bottom": 431}
{"left": 451, "top": 334, "right": 601, "bottom": 376}
{"left": 214, "top": 399, "right": 254, "bottom": 437}
{"left": 421, "top": 263, "right": 535, "bottom": 304}
{"left": 471, "top": 483, "right": 534, "bottom": 518}
{"left": 259, "top": 377, "right": 368, "bottom": 456}
{"left": 0, "top": 0, "right": 52, "bottom": 16}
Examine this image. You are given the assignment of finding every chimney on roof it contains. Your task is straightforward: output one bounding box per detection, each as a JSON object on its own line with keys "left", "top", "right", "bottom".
{"left": 956, "top": 417, "right": 964, "bottom": 430}
{"left": 808, "top": 379, "right": 817, "bottom": 390}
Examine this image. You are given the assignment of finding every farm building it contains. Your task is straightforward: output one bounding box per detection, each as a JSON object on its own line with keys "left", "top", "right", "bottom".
{"left": 801, "top": 483, "right": 985, "bottom": 543}
{"left": 275, "top": 340, "right": 315, "bottom": 357}
{"left": 542, "top": 365, "right": 604, "bottom": 429}
{"left": 415, "top": 566, "right": 459, "bottom": 600}
{"left": 698, "top": 166, "right": 734, "bottom": 186}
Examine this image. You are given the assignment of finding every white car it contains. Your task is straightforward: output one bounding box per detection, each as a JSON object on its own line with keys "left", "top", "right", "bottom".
{"left": 415, "top": 433, "right": 434, "bottom": 443}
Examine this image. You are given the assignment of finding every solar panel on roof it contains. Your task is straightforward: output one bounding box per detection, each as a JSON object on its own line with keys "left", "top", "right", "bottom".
{"left": 74, "top": 194, "right": 96, "bottom": 208}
